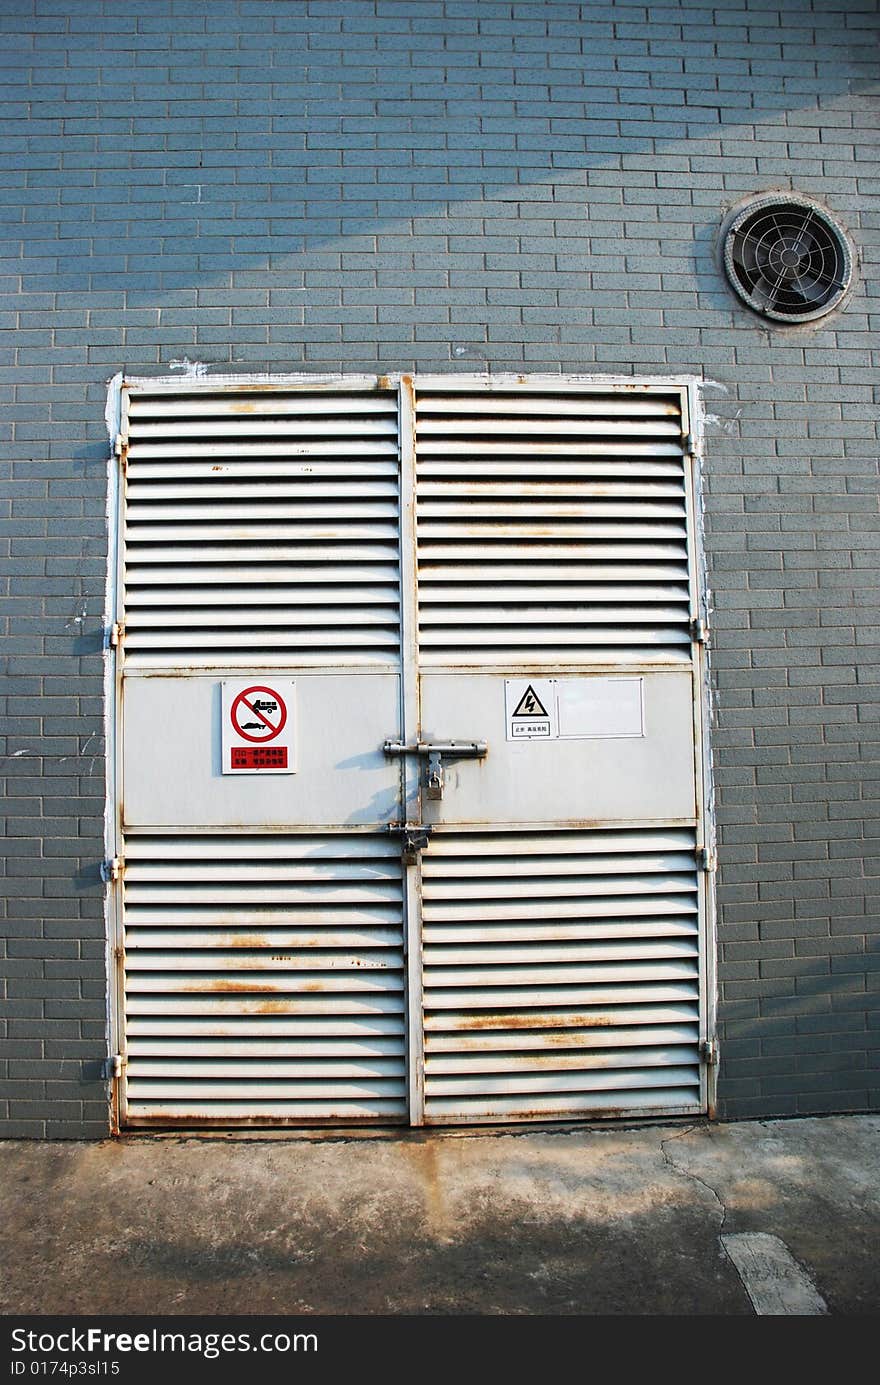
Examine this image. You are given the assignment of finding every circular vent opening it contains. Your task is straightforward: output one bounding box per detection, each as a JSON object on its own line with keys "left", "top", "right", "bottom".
{"left": 722, "top": 194, "right": 853, "bottom": 323}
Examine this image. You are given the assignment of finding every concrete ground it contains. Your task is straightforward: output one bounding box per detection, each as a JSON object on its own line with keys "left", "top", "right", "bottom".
{"left": 1, "top": 1115, "right": 878, "bottom": 1316}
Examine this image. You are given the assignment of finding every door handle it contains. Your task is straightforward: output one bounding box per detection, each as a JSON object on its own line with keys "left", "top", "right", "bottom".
{"left": 383, "top": 740, "right": 488, "bottom": 800}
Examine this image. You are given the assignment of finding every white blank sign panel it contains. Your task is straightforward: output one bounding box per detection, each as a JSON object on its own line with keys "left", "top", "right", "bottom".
{"left": 556, "top": 677, "right": 644, "bottom": 740}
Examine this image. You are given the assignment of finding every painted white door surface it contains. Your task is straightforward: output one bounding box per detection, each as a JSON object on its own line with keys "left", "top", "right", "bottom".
{"left": 109, "top": 374, "right": 713, "bottom": 1129}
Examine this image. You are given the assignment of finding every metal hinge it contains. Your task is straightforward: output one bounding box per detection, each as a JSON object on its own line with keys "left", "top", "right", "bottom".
{"left": 101, "top": 1053, "right": 125, "bottom": 1081}
{"left": 108, "top": 622, "right": 123, "bottom": 648}
{"left": 696, "top": 847, "right": 716, "bottom": 873}
{"left": 114, "top": 433, "right": 126, "bottom": 457}
{"left": 690, "top": 616, "right": 709, "bottom": 644}
{"left": 699, "top": 1038, "right": 719, "bottom": 1068}
{"left": 101, "top": 856, "right": 124, "bottom": 883}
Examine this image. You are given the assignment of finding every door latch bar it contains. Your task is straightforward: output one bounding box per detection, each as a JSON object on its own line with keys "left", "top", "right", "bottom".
{"left": 383, "top": 740, "right": 488, "bottom": 800}
{"left": 383, "top": 741, "right": 488, "bottom": 757}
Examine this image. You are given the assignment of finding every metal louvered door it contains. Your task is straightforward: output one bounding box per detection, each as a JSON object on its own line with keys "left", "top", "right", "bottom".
{"left": 110, "top": 373, "right": 712, "bottom": 1131}
{"left": 112, "top": 378, "right": 408, "bottom": 1128}
{"left": 409, "top": 377, "right": 712, "bottom": 1125}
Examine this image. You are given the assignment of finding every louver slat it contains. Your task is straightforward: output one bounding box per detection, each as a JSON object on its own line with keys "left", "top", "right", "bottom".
{"left": 415, "top": 388, "right": 692, "bottom": 666}
{"left": 421, "top": 828, "right": 702, "bottom": 1123}
{"left": 122, "top": 388, "right": 401, "bottom": 668}
{"left": 414, "top": 395, "right": 680, "bottom": 419}
{"left": 122, "top": 834, "right": 407, "bottom": 1126}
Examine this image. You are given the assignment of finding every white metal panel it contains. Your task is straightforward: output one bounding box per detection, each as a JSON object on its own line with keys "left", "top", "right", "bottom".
{"left": 421, "top": 827, "right": 702, "bottom": 1123}
{"left": 414, "top": 386, "right": 692, "bottom": 667}
{"left": 121, "top": 833, "right": 407, "bottom": 1126}
{"left": 122, "top": 672, "right": 401, "bottom": 829}
{"left": 122, "top": 385, "right": 400, "bottom": 668}
{"left": 419, "top": 670, "right": 696, "bottom": 827}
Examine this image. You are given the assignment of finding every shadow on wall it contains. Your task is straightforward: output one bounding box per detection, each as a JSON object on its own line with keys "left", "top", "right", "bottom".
{"left": 718, "top": 935, "right": 880, "bottom": 1118}
{"left": 6, "top": 0, "right": 874, "bottom": 438}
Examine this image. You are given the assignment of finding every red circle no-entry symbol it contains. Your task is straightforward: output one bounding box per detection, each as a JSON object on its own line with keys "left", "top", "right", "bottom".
{"left": 229, "top": 685, "right": 288, "bottom": 743}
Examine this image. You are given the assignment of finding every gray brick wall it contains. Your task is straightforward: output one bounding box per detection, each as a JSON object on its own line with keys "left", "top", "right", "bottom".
{"left": 1, "top": 0, "right": 878, "bottom": 1134}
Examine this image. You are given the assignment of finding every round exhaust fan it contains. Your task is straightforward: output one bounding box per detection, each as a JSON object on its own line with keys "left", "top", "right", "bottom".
{"left": 722, "top": 194, "right": 853, "bottom": 323}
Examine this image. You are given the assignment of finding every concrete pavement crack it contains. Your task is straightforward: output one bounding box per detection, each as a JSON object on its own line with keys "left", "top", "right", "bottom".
{"left": 659, "top": 1125, "right": 728, "bottom": 1235}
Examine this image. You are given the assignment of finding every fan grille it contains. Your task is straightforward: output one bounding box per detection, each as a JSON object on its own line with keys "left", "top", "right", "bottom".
{"left": 723, "top": 196, "right": 852, "bottom": 323}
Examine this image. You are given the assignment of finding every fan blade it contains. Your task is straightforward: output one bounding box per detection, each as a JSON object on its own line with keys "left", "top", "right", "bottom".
{"left": 749, "top": 273, "right": 783, "bottom": 307}
{"left": 794, "top": 230, "right": 820, "bottom": 258}
{"left": 793, "top": 274, "right": 832, "bottom": 305}
{"left": 734, "top": 236, "right": 761, "bottom": 275}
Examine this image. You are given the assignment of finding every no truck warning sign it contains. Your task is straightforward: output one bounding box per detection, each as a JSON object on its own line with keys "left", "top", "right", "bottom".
{"left": 222, "top": 679, "right": 296, "bottom": 774}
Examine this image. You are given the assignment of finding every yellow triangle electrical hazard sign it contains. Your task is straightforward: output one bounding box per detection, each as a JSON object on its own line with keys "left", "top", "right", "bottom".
{"left": 512, "top": 684, "right": 549, "bottom": 719}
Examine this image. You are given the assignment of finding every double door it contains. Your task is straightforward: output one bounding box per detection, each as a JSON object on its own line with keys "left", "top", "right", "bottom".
{"left": 108, "top": 373, "right": 714, "bottom": 1128}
